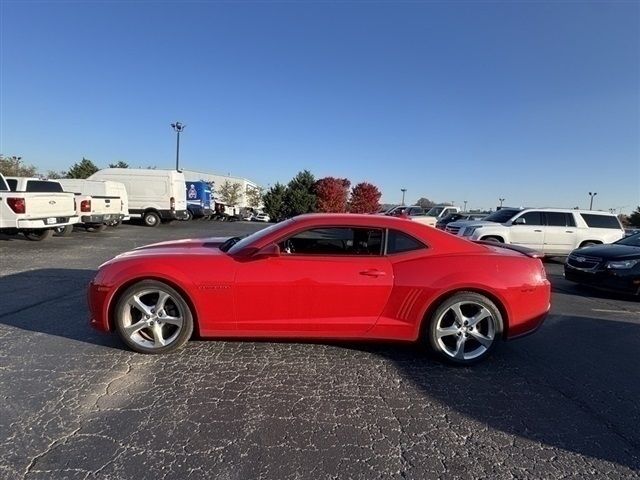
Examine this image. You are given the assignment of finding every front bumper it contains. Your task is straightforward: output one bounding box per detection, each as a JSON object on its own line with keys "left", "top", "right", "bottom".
{"left": 159, "top": 209, "right": 188, "bottom": 220}
{"left": 565, "top": 264, "right": 640, "bottom": 295}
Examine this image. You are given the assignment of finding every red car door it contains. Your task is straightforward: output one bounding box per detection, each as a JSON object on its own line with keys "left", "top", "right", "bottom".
{"left": 233, "top": 227, "right": 393, "bottom": 336}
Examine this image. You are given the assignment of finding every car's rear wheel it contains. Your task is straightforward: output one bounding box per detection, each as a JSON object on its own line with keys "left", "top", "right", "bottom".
{"left": 143, "top": 211, "right": 160, "bottom": 227}
{"left": 426, "top": 292, "right": 503, "bottom": 365}
{"left": 114, "top": 280, "right": 194, "bottom": 354}
{"left": 23, "top": 229, "right": 54, "bottom": 241}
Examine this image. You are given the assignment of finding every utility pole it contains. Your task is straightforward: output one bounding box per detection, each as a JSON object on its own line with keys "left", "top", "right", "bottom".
{"left": 401, "top": 188, "right": 407, "bottom": 206}
{"left": 499, "top": 198, "right": 505, "bottom": 208}
{"left": 588, "top": 192, "right": 597, "bottom": 210}
{"left": 463, "top": 200, "right": 468, "bottom": 212}
{"left": 171, "top": 122, "right": 185, "bottom": 171}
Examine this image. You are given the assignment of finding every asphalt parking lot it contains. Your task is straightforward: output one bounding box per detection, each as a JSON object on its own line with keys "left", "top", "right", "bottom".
{"left": 1, "top": 222, "right": 639, "bottom": 479}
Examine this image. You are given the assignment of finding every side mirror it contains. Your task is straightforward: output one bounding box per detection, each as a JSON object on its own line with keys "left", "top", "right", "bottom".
{"left": 254, "top": 243, "right": 280, "bottom": 258}
{"left": 513, "top": 217, "right": 525, "bottom": 225}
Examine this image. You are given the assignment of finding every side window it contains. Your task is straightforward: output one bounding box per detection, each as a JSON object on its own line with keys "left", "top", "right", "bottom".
{"left": 565, "top": 213, "right": 576, "bottom": 227}
{"left": 514, "top": 211, "right": 542, "bottom": 226}
{"left": 6, "top": 179, "right": 17, "bottom": 191}
{"left": 580, "top": 214, "right": 622, "bottom": 229}
{"left": 280, "top": 227, "right": 383, "bottom": 256}
{"left": 387, "top": 230, "right": 426, "bottom": 254}
{"left": 545, "top": 212, "right": 569, "bottom": 227}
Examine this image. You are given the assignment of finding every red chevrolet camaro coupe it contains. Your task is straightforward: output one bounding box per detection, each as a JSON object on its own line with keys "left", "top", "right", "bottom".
{"left": 89, "top": 214, "right": 550, "bottom": 365}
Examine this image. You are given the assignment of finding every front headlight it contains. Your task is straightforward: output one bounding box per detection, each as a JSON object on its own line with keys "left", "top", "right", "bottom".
{"left": 606, "top": 259, "right": 639, "bottom": 269}
{"left": 462, "top": 226, "right": 479, "bottom": 237}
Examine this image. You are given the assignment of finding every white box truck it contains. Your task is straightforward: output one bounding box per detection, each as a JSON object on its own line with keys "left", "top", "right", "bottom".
{"left": 89, "top": 168, "right": 188, "bottom": 226}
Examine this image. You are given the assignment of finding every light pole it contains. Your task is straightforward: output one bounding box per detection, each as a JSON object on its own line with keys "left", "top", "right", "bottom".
{"left": 588, "top": 192, "right": 597, "bottom": 210}
{"left": 401, "top": 188, "right": 407, "bottom": 206}
{"left": 463, "top": 200, "right": 468, "bottom": 212}
{"left": 499, "top": 198, "right": 505, "bottom": 208}
{"left": 171, "top": 122, "right": 185, "bottom": 171}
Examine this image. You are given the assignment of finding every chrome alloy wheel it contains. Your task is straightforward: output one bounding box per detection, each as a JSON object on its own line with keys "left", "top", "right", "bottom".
{"left": 435, "top": 301, "right": 496, "bottom": 361}
{"left": 120, "top": 289, "right": 185, "bottom": 349}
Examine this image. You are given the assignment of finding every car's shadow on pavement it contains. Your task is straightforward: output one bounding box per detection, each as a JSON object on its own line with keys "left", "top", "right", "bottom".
{"left": 1, "top": 269, "right": 639, "bottom": 470}
{"left": 331, "top": 312, "right": 640, "bottom": 471}
{"left": 0, "top": 268, "right": 124, "bottom": 350}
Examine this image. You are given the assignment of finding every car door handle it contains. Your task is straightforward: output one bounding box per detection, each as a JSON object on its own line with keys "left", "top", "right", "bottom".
{"left": 360, "top": 269, "right": 387, "bottom": 277}
{"left": 534, "top": 229, "right": 542, "bottom": 232}
{"left": 565, "top": 230, "right": 574, "bottom": 233}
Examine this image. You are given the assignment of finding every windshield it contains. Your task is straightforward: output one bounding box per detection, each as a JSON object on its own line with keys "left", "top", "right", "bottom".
{"left": 482, "top": 209, "right": 521, "bottom": 223}
{"left": 616, "top": 233, "right": 640, "bottom": 247}
{"left": 426, "top": 207, "right": 444, "bottom": 217}
{"left": 227, "top": 219, "right": 294, "bottom": 254}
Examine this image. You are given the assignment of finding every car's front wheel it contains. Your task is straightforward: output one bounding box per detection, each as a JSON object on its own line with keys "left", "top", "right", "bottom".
{"left": 425, "top": 292, "right": 503, "bottom": 365}
{"left": 114, "top": 280, "right": 194, "bottom": 354}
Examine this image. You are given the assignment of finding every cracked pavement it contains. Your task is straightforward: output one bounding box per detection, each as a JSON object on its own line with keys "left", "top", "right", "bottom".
{"left": 1, "top": 221, "right": 639, "bottom": 479}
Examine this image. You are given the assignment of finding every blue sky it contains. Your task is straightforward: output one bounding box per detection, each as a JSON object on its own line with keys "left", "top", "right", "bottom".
{"left": 1, "top": 1, "right": 638, "bottom": 212}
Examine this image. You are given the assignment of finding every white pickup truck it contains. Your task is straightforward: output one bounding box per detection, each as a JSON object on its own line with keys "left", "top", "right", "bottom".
{"left": 6, "top": 177, "right": 122, "bottom": 235}
{"left": 0, "top": 173, "right": 79, "bottom": 241}
{"left": 410, "top": 205, "right": 460, "bottom": 227}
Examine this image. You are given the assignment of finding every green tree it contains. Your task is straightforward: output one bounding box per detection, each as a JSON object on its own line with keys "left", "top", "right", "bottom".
{"left": 284, "top": 170, "right": 316, "bottom": 217}
{"left": 66, "top": 157, "right": 99, "bottom": 178}
{"left": 108, "top": 161, "right": 129, "bottom": 168}
{"left": 218, "top": 180, "right": 242, "bottom": 206}
{"left": 246, "top": 185, "right": 264, "bottom": 209}
{"left": 262, "top": 183, "right": 287, "bottom": 222}
{"left": 415, "top": 197, "right": 436, "bottom": 209}
{"left": 629, "top": 207, "right": 640, "bottom": 227}
{"left": 0, "top": 155, "right": 37, "bottom": 177}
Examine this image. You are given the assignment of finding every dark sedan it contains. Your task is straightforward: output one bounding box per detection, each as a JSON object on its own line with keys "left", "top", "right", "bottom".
{"left": 564, "top": 233, "right": 640, "bottom": 295}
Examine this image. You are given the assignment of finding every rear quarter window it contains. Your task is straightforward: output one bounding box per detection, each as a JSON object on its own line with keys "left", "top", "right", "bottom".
{"left": 387, "top": 230, "right": 426, "bottom": 254}
{"left": 580, "top": 214, "right": 622, "bottom": 229}
{"left": 6, "top": 179, "right": 17, "bottom": 191}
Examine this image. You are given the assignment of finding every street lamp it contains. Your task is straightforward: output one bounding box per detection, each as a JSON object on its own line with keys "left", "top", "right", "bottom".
{"left": 463, "top": 200, "right": 468, "bottom": 212}
{"left": 401, "top": 188, "right": 407, "bottom": 206}
{"left": 499, "top": 198, "right": 505, "bottom": 208}
{"left": 171, "top": 121, "right": 186, "bottom": 171}
{"left": 588, "top": 192, "right": 597, "bottom": 210}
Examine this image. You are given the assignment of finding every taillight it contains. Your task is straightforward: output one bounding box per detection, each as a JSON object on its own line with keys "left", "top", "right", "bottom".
{"left": 81, "top": 199, "right": 91, "bottom": 212}
{"left": 170, "top": 197, "right": 175, "bottom": 211}
{"left": 7, "top": 197, "right": 26, "bottom": 214}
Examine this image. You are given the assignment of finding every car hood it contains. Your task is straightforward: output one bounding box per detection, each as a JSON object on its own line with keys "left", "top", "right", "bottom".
{"left": 572, "top": 244, "right": 640, "bottom": 260}
{"left": 134, "top": 237, "right": 231, "bottom": 250}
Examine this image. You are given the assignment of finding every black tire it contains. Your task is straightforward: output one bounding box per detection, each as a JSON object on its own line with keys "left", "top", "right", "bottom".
{"left": 114, "top": 280, "right": 194, "bottom": 354}
{"left": 54, "top": 225, "right": 74, "bottom": 237}
{"left": 425, "top": 291, "right": 503, "bottom": 366}
{"left": 481, "top": 236, "right": 504, "bottom": 243}
{"left": 143, "top": 211, "right": 161, "bottom": 227}
{"left": 23, "top": 229, "right": 54, "bottom": 241}
{"left": 108, "top": 219, "right": 122, "bottom": 227}
{"left": 87, "top": 224, "right": 108, "bottom": 233}
{"left": 183, "top": 210, "right": 193, "bottom": 221}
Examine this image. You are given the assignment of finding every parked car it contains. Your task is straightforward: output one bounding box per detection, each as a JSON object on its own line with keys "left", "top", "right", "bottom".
{"left": 89, "top": 168, "right": 188, "bottom": 227}
{"left": 564, "top": 232, "right": 640, "bottom": 296}
{"left": 436, "top": 212, "right": 487, "bottom": 230}
{"left": 384, "top": 205, "right": 424, "bottom": 216}
{"left": 185, "top": 181, "right": 213, "bottom": 220}
{"left": 455, "top": 208, "right": 624, "bottom": 256}
{"left": 446, "top": 208, "right": 522, "bottom": 236}
{"left": 253, "top": 212, "right": 271, "bottom": 223}
{"left": 625, "top": 228, "right": 640, "bottom": 237}
{"left": 0, "top": 173, "right": 79, "bottom": 241}
{"left": 57, "top": 178, "right": 128, "bottom": 226}
{"left": 88, "top": 213, "right": 550, "bottom": 365}
{"left": 411, "top": 205, "right": 460, "bottom": 227}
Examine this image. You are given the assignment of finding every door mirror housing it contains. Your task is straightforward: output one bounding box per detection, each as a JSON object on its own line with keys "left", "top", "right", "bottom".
{"left": 513, "top": 217, "right": 526, "bottom": 225}
{"left": 254, "top": 243, "right": 280, "bottom": 258}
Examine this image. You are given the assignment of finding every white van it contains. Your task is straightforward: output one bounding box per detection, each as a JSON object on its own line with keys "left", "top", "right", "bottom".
{"left": 57, "top": 178, "right": 129, "bottom": 225}
{"left": 89, "top": 168, "right": 188, "bottom": 226}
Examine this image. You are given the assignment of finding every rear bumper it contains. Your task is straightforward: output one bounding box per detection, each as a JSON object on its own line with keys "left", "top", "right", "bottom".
{"left": 80, "top": 213, "right": 117, "bottom": 224}
{"left": 160, "top": 209, "right": 187, "bottom": 220}
{"left": 17, "top": 216, "right": 80, "bottom": 229}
